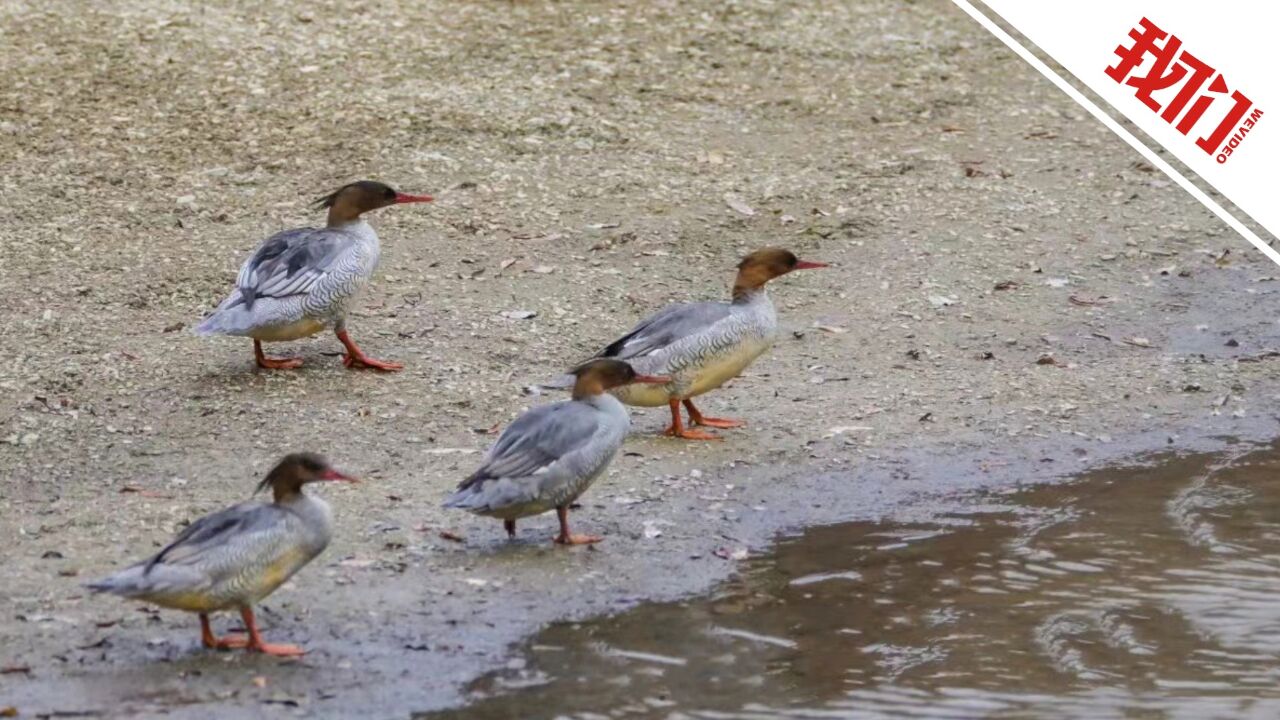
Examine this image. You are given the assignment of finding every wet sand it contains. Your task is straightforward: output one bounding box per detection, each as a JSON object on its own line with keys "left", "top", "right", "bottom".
{"left": 4, "top": 0, "right": 1280, "bottom": 717}
{"left": 437, "top": 441, "right": 1280, "bottom": 719}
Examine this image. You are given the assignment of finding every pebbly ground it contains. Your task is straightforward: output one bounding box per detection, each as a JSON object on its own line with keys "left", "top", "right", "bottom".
{"left": 3, "top": 0, "right": 1280, "bottom": 717}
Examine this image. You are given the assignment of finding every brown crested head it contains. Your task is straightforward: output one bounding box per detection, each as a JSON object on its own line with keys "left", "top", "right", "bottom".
{"left": 255, "top": 452, "right": 357, "bottom": 501}
{"left": 570, "top": 359, "right": 670, "bottom": 399}
{"left": 314, "top": 180, "right": 433, "bottom": 226}
{"left": 732, "top": 247, "right": 828, "bottom": 301}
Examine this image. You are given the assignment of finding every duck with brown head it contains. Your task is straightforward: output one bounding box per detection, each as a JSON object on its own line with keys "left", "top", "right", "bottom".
{"left": 545, "top": 247, "right": 827, "bottom": 440}
{"left": 194, "top": 180, "right": 433, "bottom": 371}
{"left": 86, "top": 453, "right": 357, "bottom": 656}
{"left": 446, "top": 359, "right": 669, "bottom": 544}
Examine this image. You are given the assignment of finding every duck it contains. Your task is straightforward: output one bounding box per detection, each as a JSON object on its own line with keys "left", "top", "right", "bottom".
{"left": 194, "top": 180, "right": 433, "bottom": 371}
{"left": 85, "top": 453, "right": 356, "bottom": 656}
{"left": 445, "top": 359, "right": 669, "bottom": 544}
{"left": 547, "top": 247, "right": 826, "bottom": 440}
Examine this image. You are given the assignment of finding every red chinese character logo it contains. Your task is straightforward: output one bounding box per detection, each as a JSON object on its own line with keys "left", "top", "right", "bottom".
{"left": 1106, "top": 18, "right": 1262, "bottom": 162}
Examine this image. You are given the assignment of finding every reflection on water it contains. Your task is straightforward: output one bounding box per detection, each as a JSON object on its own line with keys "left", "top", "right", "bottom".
{"left": 424, "top": 445, "right": 1280, "bottom": 719}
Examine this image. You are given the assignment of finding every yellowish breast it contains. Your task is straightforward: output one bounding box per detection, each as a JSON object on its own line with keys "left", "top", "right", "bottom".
{"left": 248, "top": 547, "right": 311, "bottom": 601}
{"left": 614, "top": 382, "right": 674, "bottom": 407}
{"left": 153, "top": 591, "right": 225, "bottom": 613}
{"left": 251, "top": 318, "right": 326, "bottom": 342}
{"left": 687, "top": 341, "right": 770, "bottom": 397}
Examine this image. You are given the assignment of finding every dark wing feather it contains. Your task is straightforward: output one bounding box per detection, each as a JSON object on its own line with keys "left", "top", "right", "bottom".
{"left": 457, "top": 402, "right": 600, "bottom": 491}
{"left": 143, "top": 501, "right": 279, "bottom": 574}
{"left": 229, "top": 227, "right": 355, "bottom": 310}
{"left": 597, "top": 301, "right": 732, "bottom": 360}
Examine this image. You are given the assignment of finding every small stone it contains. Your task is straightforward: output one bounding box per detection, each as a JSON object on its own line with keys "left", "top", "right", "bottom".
{"left": 724, "top": 193, "right": 755, "bottom": 216}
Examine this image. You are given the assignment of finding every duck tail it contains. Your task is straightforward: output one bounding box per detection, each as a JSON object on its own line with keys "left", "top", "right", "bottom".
{"left": 83, "top": 579, "right": 113, "bottom": 594}
{"left": 85, "top": 564, "right": 206, "bottom": 600}
{"left": 83, "top": 566, "right": 144, "bottom": 597}
{"left": 443, "top": 475, "right": 539, "bottom": 516}
{"left": 192, "top": 312, "right": 226, "bottom": 336}
{"left": 441, "top": 488, "right": 478, "bottom": 510}
{"left": 192, "top": 305, "right": 256, "bottom": 337}
{"left": 193, "top": 288, "right": 260, "bottom": 336}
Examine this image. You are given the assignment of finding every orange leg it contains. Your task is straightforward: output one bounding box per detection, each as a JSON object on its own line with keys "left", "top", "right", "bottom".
{"left": 239, "top": 606, "right": 305, "bottom": 657}
{"left": 254, "top": 340, "right": 304, "bottom": 370}
{"left": 663, "top": 399, "right": 721, "bottom": 441}
{"left": 200, "top": 613, "right": 248, "bottom": 650}
{"left": 683, "top": 399, "right": 746, "bottom": 429}
{"left": 504, "top": 519, "right": 517, "bottom": 539}
{"left": 336, "top": 328, "right": 403, "bottom": 371}
{"left": 553, "top": 506, "right": 602, "bottom": 545}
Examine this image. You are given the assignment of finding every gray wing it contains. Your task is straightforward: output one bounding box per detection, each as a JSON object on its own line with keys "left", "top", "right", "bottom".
{"left": 457, "top": 402, "right": 600, "bottom": 490}
{"left": 224, "top": 227, "right": 356, "bottom": 311}
{"left": 596, "top": 301, "right": 733, "bottom": 360}
{"left": 143, "top": 501, "right": 288, "bottom": 575}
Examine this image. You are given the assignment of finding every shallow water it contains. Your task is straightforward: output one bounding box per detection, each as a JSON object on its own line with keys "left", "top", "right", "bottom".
{"left": 425, "top": 444, "right": 1280, "bottom": 719}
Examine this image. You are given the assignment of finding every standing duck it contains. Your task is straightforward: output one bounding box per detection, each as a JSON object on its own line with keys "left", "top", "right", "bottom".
{"left": 195, "top": 181, "right": 433, "bottom": 371}
{"left": 86, "top": 453, "right": 356, "bottom": 656}
{"left": 445, "top": 359, "right": 669, "bottom": 544}
{"left": 545, "top": 245, "right": 824, "bottom": 438}
{"left": 550, "top": 247, "right": 826, "bottom": 440}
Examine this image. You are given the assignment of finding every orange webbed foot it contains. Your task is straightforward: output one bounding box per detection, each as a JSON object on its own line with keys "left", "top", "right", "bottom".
{"left": 253, "top": 340, "right": 303, "bottom": 370}
{"left": 342, "top": 354, "right": 404, "bottom": 371}
{"left": 234, "top": 606, "right": 305, "bottom": 657}
{"left": 210, "top": 634, "right": 250, "bottom": 650}
{"left": 335, "top": 328, "right": 402, "bottom": 371}
{"left": 681, "top": 400, "right": 745, "bottom": 430}
{"left": 692, "top": 416, "right": 746, "bottom": 429}
{"left": 257, "top": 356, "right": 304, "bottom": 370}
{"left": 663, "top": 426, "right": 723, "bottom": 441}
{"left": 251, "top": 642, "right": 306, "bottom": 657}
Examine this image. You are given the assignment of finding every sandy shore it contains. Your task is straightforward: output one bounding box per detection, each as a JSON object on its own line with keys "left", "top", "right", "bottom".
{"left": 3, "top": 0, "right": 1280, "bottom": 716}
